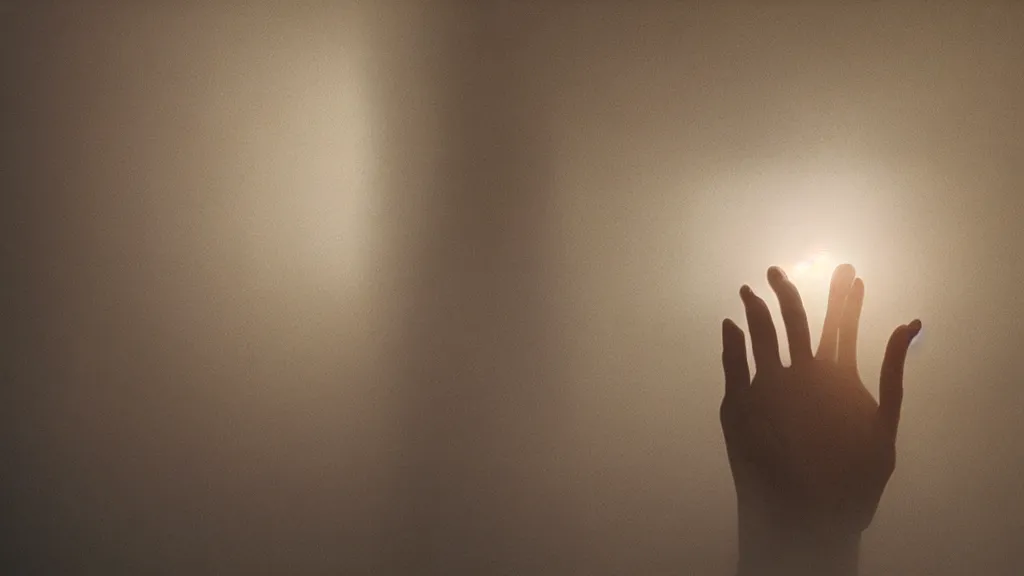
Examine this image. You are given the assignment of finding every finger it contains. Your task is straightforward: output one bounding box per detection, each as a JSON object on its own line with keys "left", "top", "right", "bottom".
{"left": 767, "top": 266, "right": 813, "bottom": 365}
{"left": 838, "top": 277, "right": 865, "bottom": 369}
{"left": 740, "top": 284, "right": 782, "bottom": 374}
{"left": 816, "top": 264, "right": 856, "bottom": 361}
{"left": 722, "top": 318, "right": 751, "bottom": 399}
{"left": 878, "top": 319, "right": 923, "bottom": 440}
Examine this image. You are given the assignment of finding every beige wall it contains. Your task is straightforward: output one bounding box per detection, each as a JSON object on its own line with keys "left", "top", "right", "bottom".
{"left": 4, "top": 2, "right": 1023, "bottom": 574}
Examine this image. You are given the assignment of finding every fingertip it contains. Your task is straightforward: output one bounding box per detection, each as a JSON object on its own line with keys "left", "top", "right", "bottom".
{"left": 909, "top": 318, "right": 922, "bottom": 335}
{"left": 767, "top": 265, "right": 786, "bottom": 284}
{"left": 885, "top": 324, "right": 914, "bottom": 357}
{"left": 834, "top": 263, "right": 856, "bottom": 278}
{"left": 830, "top": 264, "right": 856, "bottom": 293}
{"left": 850, "top": 277, "right": 865, "bottom": 298}
{"left": 723, "top": 319, "right": 746, "bottom": 356}
{"left": 740, "top": 284, "right": 752, "bottom": 298}
{"left": 724, "top": 318, "right": 746, "bottom": 339}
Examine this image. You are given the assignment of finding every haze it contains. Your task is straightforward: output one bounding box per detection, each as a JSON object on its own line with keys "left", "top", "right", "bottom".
{"left": 3, "top": 2, "right": 1023, "bottom": 574}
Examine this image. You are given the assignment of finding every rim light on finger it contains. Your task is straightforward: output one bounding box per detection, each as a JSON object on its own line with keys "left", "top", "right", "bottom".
{"left": 777, "top": 250, "right": 842, "bottom": 363}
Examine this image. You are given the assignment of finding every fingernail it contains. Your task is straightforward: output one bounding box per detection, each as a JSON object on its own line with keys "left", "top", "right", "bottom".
{"left": 767, "top": 266, "right": 785, "bottom": 282}
{"left": 740, "top": 285, "right": 752, "bottom": 298}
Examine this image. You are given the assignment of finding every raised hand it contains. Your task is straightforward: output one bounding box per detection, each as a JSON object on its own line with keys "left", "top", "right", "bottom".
{"left": 719, "top": 264, "right": 921, "bottom": 575}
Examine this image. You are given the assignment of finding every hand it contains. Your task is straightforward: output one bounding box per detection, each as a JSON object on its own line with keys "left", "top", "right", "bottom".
{"left": 719, "top": 265, "right": 921, "bottom": 575}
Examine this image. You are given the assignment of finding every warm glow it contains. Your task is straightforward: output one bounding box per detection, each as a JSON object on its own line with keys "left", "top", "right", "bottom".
{"left": 778, "top": 249, "right": 841, "bottom": 362}
{"left": 790, "top": 250, "right": 836, "bottom": 285}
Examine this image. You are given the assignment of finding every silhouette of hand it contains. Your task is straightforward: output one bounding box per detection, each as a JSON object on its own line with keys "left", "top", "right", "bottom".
{"left": 720, "top": 265, "right": 921, "bottom": 574}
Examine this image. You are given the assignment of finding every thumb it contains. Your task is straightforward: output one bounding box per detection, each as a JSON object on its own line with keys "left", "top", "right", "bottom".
{"left": 878, "top": 319, "right": 922, "bottom": 441}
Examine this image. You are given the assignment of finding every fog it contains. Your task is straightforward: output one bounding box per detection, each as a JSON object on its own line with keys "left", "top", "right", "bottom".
{"left": 3, "top": 2, "right": 1023, "bottom": 574}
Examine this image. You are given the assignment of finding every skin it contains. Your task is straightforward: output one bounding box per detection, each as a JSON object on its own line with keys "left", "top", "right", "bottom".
{"left": 720, "top": 264, "right": 922, "bottom": 576}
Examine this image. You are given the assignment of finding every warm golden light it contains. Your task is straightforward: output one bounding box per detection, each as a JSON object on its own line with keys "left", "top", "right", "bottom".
{"left": 771, "top": 249, "right": 843, "bottom": 364}
{"left": 791, "top": 249, "right": 836, "bottom": 284}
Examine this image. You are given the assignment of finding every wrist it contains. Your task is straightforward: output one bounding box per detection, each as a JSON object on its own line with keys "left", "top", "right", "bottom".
{"left": 736, "top": 514, "right": 861, "bottom": 576}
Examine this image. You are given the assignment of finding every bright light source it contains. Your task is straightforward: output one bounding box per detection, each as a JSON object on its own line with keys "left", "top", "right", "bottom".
{"left": 790, "top": 249, "right": 836, "bottom": 285}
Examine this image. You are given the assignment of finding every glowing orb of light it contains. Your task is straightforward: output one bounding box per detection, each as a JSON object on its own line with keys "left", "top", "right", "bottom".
{"left": 790, "top": 250, "right": 836, "bottom": 283}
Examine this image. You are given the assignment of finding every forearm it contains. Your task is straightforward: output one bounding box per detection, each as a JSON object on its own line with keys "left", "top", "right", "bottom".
{"left": 736, "top": 514, "right": 861, "bottom": 576}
